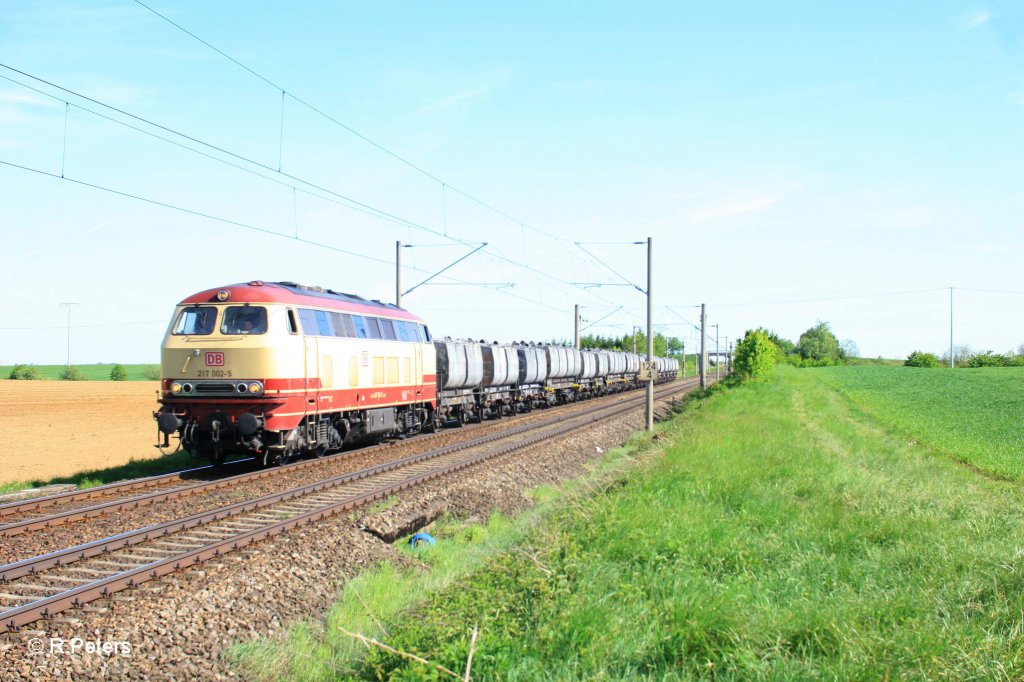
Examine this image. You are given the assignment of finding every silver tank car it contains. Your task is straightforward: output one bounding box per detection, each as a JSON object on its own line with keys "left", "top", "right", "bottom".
{"left": 515, "top": 345, "right": 548, "bottom": 385}
{"left": 482, "top": 343, "right": 519, "bottom": 387}
{"left": 434, "top": 340, "right": 484, "bottom": 389}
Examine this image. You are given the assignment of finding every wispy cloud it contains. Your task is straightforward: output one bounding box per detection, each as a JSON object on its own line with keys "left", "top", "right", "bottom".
{"left": 961, "top": 9, "right": 992, "bottom": 31}
{"left": 686, "top": 187, "right": 798, "bottom": 224}
{"left": 407, "top": 88, "right": 490, "bottom": 117}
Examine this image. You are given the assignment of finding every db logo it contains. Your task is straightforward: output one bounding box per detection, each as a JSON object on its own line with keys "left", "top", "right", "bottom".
{"left": 205, "top": 352, "right": 225, "bottom": 366}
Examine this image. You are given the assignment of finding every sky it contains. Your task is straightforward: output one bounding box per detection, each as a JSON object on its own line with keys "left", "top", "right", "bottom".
{"left": 0, "top": 0, "right": 1021, "bottom": 364}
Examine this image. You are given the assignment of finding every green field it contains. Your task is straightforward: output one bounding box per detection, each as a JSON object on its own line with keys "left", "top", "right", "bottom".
{"left": 231, "top": 365, "right": 1024, "bottom": 680}
{"left": 814, "top": 365, "right": 1024, "bottom": 481}
{"left": 1, "top": 363, "right": 160, "bottom": 381}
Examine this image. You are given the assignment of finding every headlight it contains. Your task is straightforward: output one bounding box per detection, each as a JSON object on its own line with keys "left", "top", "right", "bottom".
{"left": 249, "top": 382, "right": 263, "bottom": 395}
{"left": 182, "top": 383, "right": 193, "bottom": 394}
{"left": 171, "top": 382, "right": 182, "bottom": 394}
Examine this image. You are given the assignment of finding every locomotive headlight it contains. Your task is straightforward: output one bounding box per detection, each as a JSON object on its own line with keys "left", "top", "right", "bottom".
{"left": 182, "top": 383, "right": 194, "bottom": 394}
{"left": 171, "top": 382, "right": 182, "bottom": 394}
{"left": 216, "top": 289, "right": 230, "bottom": 301}
{"left": 249, "top": 382, "right": 263, "bottom": 395}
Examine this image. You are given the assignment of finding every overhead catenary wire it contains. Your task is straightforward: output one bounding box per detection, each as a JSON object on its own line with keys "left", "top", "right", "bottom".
{"left": 124, "top": 3, "right": 639, "bottom": 302}
{"left": 0, "top": 64, "right": 625, "bottom": 317}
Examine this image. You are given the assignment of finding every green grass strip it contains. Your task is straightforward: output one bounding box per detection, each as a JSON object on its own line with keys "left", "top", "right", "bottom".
{"left": 266, "top": 366, "right": 1024, "bottom": 681}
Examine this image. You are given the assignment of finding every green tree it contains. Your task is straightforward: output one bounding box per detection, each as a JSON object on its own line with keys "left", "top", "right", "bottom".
{"left": 734, "top": 328, "right": 778, "bottom": 381}
{"left": 905, "top": 351, "right": 939, "bottom": 368}
{"left": 141, "top": 365, "right": 162, "bottom": 380}
{"left": 798, "top": 321, "right": 842, "bottom": 363}
{"left": 59, "top": 366, "right": 86, "bottom": 381}
{"left": 8, "top": 364, "right": 41, "bottom": 380}
{"left": 109, "top": 364, "right": 129, "bottom": 381}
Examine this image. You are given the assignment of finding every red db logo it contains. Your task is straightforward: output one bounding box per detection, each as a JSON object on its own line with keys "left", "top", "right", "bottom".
{"left": 205, "top": 352, "right": 225, "bottom": 366}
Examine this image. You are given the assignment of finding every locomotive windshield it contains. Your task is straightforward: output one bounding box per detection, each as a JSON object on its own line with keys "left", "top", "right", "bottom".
{"left": 172, "top": 306, "right": 217, "bottom": 335}
{"left": 222, "top": 306, "right": 268, "bottom": 335}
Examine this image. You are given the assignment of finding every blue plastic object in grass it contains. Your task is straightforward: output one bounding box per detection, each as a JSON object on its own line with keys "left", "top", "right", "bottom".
{"left": 409, "top": 533, "right": 436, "bottom": 548}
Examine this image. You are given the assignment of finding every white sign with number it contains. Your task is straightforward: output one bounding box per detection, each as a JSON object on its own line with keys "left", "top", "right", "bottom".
{"left": 639, "top": 361, "right": 656, "bottom": 381}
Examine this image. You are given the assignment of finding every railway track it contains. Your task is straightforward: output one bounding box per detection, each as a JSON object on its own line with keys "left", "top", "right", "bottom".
{"left": 0, "top": 378, "right": 699, "bottom": 631}
{"left": 0, "top": 379, "right": 698, "bottom": 537}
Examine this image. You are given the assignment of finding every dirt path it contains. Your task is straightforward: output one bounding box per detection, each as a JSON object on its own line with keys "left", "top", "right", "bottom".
{"left": 0, "top": 380, "right": 164, "bottom": 484}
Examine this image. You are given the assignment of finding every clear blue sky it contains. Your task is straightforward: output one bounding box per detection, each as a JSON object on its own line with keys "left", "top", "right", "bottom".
{"left": 1, "top": 0, "right": 1021, "bottom": 364}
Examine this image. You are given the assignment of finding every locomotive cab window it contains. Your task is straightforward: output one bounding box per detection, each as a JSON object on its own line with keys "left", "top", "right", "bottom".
{"left": 222, "top": 306, "right": 268, "bottom": 335}
{"left": 172, "top": 306, "right": 217, "bottom": 335}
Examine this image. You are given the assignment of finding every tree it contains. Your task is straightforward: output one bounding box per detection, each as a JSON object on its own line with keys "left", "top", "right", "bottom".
{"left": 840, "top": 339, "right": 859, "bottom": 359}
{"left": 109, "top": 364, "right": 129, "bottom": 381}
{"left": 8, "top": 364, "right": 41, "bottom": 380}
{"left": 905, "top": 351, "right": 939, "bottom": 368}
{"left": 59, "top": 366, "right": 85, "bottom": 381}
{"left": 798, "top": 321, "right": 842, "bottom": 363}
{"left": 734, "top": 328, "right": 778, "bottom": 381}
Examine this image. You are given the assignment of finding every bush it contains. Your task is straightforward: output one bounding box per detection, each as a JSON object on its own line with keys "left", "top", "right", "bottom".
{"left": 141, "top": 365, "right": 162, "bottom": 381}
{"left": 734, "top": 328, "right": 778, "bottom": 381}
{"left": 968, "top": 351, "right": 1009, "bottom": 368}
{"left": 8, "top": 364, "right": 42, "bottom": 380}
{"left": 905, "top": 351, "right": 939, "bottom": 368}
{"left": 59, "top": 366, "right": 86, "bottom": 381}
{"left": 109, "top": 364, "right": 129, "bottom": 381}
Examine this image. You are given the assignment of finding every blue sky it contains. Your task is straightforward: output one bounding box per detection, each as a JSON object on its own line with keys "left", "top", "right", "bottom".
{"left": 0, "top": 0, "right": 1021, "bottom": 364}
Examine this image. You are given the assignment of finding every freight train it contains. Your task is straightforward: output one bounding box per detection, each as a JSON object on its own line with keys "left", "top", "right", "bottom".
{"left": 154, "top": 281, "right": 679, "bottom": 466}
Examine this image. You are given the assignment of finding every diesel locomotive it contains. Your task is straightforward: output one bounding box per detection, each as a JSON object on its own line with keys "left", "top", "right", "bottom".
{"left": 154, "top": 281, "right": 678, "bottom": 466}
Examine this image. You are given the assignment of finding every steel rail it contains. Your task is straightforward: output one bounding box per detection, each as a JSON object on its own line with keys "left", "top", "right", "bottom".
{"left": 0, "top": 379, "right": 698, "bottom": 630}
{"left": 0, "top": 458, "right": 254, "bottom": 518}
{"left": 0, "top": 377, "right": 695, "bottom": 535}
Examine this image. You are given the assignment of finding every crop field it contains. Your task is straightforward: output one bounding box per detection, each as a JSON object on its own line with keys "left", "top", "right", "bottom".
{"left": 241, "top": 366, "right": 1024, "bottom": 680}
{"left": 814, "top": 365, "right": 1024, "bottom": 481}
{"left": 1, "top": 363, "right": 160, "bottom": 381}
{"left": 0, "top": 380, "right": 173, "bottom": 487}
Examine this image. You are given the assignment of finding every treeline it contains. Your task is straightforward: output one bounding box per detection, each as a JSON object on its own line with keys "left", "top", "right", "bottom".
{"left": 761, "top": 321, "right": 855, "bottom": 367}
{"left": 577, "top": 332, "right": 684, "bottom": 357}
{"left": 906, "top": 346, "right": 1024, "bottom": 368}
{"left": 732, "top": 321, "right": 856, "bottom": 382}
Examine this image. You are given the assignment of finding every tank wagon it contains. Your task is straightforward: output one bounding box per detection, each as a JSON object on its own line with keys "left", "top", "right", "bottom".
{"left": 155, "top": 282, "right": 679, "bottom": 466}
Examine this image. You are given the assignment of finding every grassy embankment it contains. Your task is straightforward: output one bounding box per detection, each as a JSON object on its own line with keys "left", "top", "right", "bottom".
{"left": 233, "top": 365, "right": 1024, "bottom": 680}
{"left": 1, "top": 363, "right": 160, "bottom": 380}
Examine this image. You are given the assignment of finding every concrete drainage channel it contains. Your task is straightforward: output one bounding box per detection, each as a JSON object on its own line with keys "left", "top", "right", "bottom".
{"left": 0, "top": 380, "right": 698, "bottom": 632}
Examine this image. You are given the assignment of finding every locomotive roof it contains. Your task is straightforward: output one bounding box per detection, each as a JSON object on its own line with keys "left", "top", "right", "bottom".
{"left": 178, "top": 281, "right": 424, "bottom": 321}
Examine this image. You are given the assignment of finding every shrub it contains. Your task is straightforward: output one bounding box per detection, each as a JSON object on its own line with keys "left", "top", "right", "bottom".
{"left": 141, "top": 365, "right": 162, "bottom": 381}
{"left": 109, "top": 364, "right": 129, "bottom": 381}
{"left": 8, "top": 364, "right": 42, "bottom": 380}
{"left": 734, "top": 328, "right": 778, "bottom": 381}
{"left": 59, "top": 366, "right": 86, "bottom": 381}
{"left": 968, "top": 351, "right": 1009, "bottom": 368}
{"left": 905, "top": 351, "right": 939, "bottom": 368}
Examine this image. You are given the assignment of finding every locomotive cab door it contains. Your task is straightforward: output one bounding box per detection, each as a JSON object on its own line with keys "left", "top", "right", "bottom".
{"left": 304, "top": 336, "right": 320, "bottom": 417}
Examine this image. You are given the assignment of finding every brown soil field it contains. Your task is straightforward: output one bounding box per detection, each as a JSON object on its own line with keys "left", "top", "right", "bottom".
{"left": 0, "top": 380, "right": 164, "bottom": 484}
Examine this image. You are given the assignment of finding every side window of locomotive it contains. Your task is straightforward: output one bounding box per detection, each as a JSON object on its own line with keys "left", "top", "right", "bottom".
{"left": 286, "top": 309, "right": 298, "bottom": 334}
{"left": 329, "top": 312, "right": 348, "bottom": 338}
{"left": 222, "top": 306, "right": 268, "bottom": 335}
{"left": 339, "top": 314, "right": 356, "bottom": 338}
{"left": 421, "top": 325, "right": 432, "bottom": 342}
{"left": 314, "top": 310, "right": 334, "bottom": 336}
{"left": 298, "top": 308, "right": 319, "bottom": 335}
{"left": 395, "top": 321, "right": 410, "bottom": 342}
{"left": 173, "top": 306, "right": 217, "bottom": 335}
{"left": 351, "top": 315, "right": 369, "bottom": 339}
{"left": 366, "top": 317, "right": 383, "bottom": 340}
{"left": 380, "top": 319, "right": 398, "bottom": 341}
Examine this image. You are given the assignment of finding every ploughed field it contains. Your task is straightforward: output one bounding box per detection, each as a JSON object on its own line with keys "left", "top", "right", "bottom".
{"left": 0, "top": 380, "right": 163, "bottom": 485}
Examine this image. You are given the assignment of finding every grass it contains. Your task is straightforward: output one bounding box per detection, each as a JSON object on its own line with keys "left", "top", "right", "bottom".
{"left": 241, "top": 365, "right": 1024, "bottom": 680}
{"left": 1, "top": 363, "right": 160, "bottom": 380}
{"left": 814, "top": 365, "right": 1024, "bottom": 481}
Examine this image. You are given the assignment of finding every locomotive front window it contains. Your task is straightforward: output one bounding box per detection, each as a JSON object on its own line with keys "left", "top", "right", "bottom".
{"left": 221, "top": 306, "right": 268, "bottom": 335}
{"left": 173, "top": 306, "right": 217, "bottom": 335}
